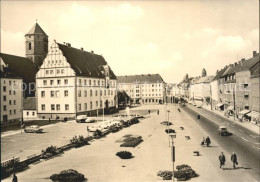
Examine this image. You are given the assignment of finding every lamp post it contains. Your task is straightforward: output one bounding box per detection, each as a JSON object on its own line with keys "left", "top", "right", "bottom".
{"left": 169, "top": 133, "right": 176, "bottom": 182}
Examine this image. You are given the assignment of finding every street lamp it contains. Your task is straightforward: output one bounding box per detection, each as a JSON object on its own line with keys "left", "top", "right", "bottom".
{"left": 169, "top": 133, "right": 176, "bottom": 182}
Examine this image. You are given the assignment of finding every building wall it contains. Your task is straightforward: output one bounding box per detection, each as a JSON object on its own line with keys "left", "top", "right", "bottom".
{"left": 236, "top": 71, "right": 250, "bottom": 112}
{"left": 118, "top": 82, "right": 165, "bottom": 104}
{"left": 249, "top": 77, "right": 260, "bottom": 112}
{"left": 0, "top": 78, "right": 23, "bottom": 124}
{"left": 210, "top": 80, "right": 219, "bottom": 102}
{"left": 23, "top": 110, "right": 38, "bottom": 120}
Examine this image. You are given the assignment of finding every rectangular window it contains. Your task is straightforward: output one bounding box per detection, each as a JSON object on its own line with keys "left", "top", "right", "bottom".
{"left": 84, "top": 79, "right": 87, "bottom": 85}
{"left": 57, "top": 69, "right": 60, "bottom": 74}
{"left": 51, "top": 91, "right": 55, "bottom": 97}
{"left": 96, "top": 101, "right": 98, "bottom": 107}
{"left": 78, "top": 90, "right": 81, "bottom": 97}
{"left": 27, "top": 112, "right": 29, "bottom": 116}
{"left": 64, "top": 79, "right": 68, "bottom": 85}
{"left": 61, "top": 69, "right": 64, "bottom": 74}
{"left": 90, "top": 90, "right": 92, "bottom": 97}
{"left": 10, "top": 110, "right": 12, "bottom": 115}
{"left": 9, "top": 81, "right": 11, "bottom": 85}
{"left": 43, "top": 80, "right": 47, "bottom": 85}
{"left": 78, "top": 104, "right": 81, "bottom": 111}
{"left": 50, "top": 70, "right": 54, "bottom": 74}
{"left": 41, "top": 104, "right": 45, "bottom": 111}
{"left": 57, "top": 80, "right": 61, "bottom": 85}
{"left": 79, "top": 79, "right": 82, "bottom": 85}
{"left": 100, "top": 101, "right": 103, "bottom": 108}
{"left": 13, "top": 91, "right": 16, "bottom": 95}
{"left": 100, "top": 90, "right": 102, "bottom": 96}
{"left": 14, "top": 110, "right": 16, "bottom": 115}
{"left": 50, "top": 80, "right": 54, "bottom": 85}
{"left": 55, "top": 91, "right": 60, "bottom": 98}
{"left": 9, "top": 100, "right": 12, "bottom": 105}
{"left": 90, "top": 102, "right": 93, "bottom": 109}
{"left": 46, "top": 70, "right": 49, "bottom": 75}
{"left": 41, "top": 91, "right": 45, "bottom": 97}
{"left": 3, "top": 86, "right": 6, "bottom": 92}
{"left": 84, "top": 90, "right": 87, "bottom": 97}
{"left": 95, "top": 90, "right": 98, "bottom": 96}
{"left": 51, "top": 104, "right": 55, "bottom": 111}
{"left": 14, "top": 100, "right": 16, "bottom": 105}
{"left": 56, "top": 104, "right": 60, "bottom": 111}
{"left": 94, "top": 80, "right": 96, "bottom": 86}
{"left": 32, "top": 112, "right": 35, "bottom": 116}
{"left": 65, "top": 104, "right": 69, "bottom": 111}
{"left": 4, "top": 105, "right": 7, "bottom": 111}
{"left": 84, "top": 103, "right": 87, "bottom": 110}
{"left": 89, "top": 80, "right": 92, "bottom": 86}
{"left": 3, "top": 95, "right": 6, "bottom": 101}
{"left": 64, "top": 90, "right": 68, "bottom": 97}
{"left": 9, "top": 90, "right": 12, "bottom": 95}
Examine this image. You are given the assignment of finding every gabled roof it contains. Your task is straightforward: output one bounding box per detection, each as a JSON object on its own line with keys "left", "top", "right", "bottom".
{"left": 26, "top": 23, "right": 48, "bottom": 37}
{"left": 195, "top": 76, "right": 214, "bottom": 84}
{"left": 23, "top": 97, "right": 36, "bottom": 110}
{"left": 0, "top": 53, "right": 38, "bottom": 82}
{"left": 250, "top": 61, "right": 260, "bottom": 78}
{"left": 57, "top": 43, "right": 116, "bottom": 79}
{"left": 117, "top": 74, "right": 164, "bottom": 84}
{"left": 238, "top": 54, "right": 259, "bottom": 72}
{"left": 213, "top": 67, "right": 228, "bottom": 81}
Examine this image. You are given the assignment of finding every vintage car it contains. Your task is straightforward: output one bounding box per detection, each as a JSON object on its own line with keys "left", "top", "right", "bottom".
{"left": 76, "top": 115, "right": 88, "bottom": 123}
{"left": 218, "top": 126, "right": 228, "bottom": 136}
{"left": 24, "top": 125, "right": 43, "bottom": 133}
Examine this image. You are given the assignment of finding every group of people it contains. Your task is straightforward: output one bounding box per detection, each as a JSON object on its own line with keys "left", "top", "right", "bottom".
{"left": 201, "top": 136, "right": 211, "bottom": 147}
{"left": 219, "top": 152, "right": 238, "bottom": 169}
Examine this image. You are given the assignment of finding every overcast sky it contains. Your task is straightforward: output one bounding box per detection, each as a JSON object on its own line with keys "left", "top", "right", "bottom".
{"left": 1, "top": 0, "right": 259, "bottom": 83}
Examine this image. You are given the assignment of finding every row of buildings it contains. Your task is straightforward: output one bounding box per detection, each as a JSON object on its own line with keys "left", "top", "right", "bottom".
{"left": 0, "top": 23, "right": 166, "bottom": 125}
{"left": 169, "top": 52, "right": 260, "bottom": 124}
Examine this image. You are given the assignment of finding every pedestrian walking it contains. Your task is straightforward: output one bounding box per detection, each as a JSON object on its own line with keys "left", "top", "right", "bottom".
{"left": 148, "top": 110, "right": 150, "bottom": 114}
{"left": 231, "top": 152, "right": 238, "bottom": 169}
{"left": 201, "top": 137, "right": 205, "bottom": 146}
{"left": 219, "top": 152, "right": 226, "bottom": 169}
{"left": 157, "top": 110, "right": 159, "bottom": 115}
{"left": 12, "top": 173, "right": 18, "bottom": 182}
{"left": 205, "top": 136, "right": 211, "bottom": 147}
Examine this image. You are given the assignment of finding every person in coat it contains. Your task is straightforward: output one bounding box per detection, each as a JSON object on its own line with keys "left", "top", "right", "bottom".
{"left": 12, "top": 173, "right": 18, "bottom": 182}
{"left": 157, "top": 110, "right": 160, "bottom": 115}
{"left": 205, "top": 136, "right": 211, "bottom": 147}
{"left": 231, "top": 152, "right": 238, "bottom": 169}
{"left": 219, "top": 152, "right": 226, "bottom": 169}
{"left": 201, "top": 137, "right": 205, "bottom": 146}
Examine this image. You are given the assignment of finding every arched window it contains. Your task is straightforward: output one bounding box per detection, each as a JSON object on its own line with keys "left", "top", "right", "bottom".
{"left": 29, "top": 42, "right": 32, "bottom": 50}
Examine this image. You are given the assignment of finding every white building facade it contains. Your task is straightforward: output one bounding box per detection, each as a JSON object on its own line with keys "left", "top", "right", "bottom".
{"left": 36, "top": 42, "right": 117, "bottom": 119}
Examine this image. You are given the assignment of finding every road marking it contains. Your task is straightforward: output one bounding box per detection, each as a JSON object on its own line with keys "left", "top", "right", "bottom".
{"left": 240, "top": 137, "right": 249, "bottom": 142}
{"left": 250, "top": 135, "right": 257, "bottom": 139}
{"left": 239, "top": 129, "right": 244, "bottom": 133}
{"left": 230, "top": 125, "right": 235, "bottom": 127}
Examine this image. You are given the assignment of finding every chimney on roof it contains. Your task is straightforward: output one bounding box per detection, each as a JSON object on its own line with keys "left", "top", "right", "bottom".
{"left": 66, "top": 43, "right": 71, "bottom": 47}
{"left": 81, "top": 47, "right": 84, "bottom": 51}
{"left": 253, "top": 51, "right": 257, "bottom": 57}
{"left": 241, "top": 58, "right": 245, "bottom": 61}
{"left": 91, "top": 50, "right": 94, "bottom": 54}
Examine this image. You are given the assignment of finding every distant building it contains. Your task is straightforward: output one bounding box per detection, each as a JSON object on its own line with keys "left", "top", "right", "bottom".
{"left": 36, "top": 41, "right": 117, "bottom": 119}
{"left": 0, "top": 60, "right": 23, "bottom": 125}
{"left": 23, "top": 97, "right": 37, "bottom": 120}
{"left": 117, "top": 74, "right": 165, "bottom": 104}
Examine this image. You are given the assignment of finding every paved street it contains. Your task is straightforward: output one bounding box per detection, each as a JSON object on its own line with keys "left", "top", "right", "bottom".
{"left": 2, "top": 104, "right": 258, "bottom": 182}
{"left": 183, "top": 104, "right": 260, "bottom": 180}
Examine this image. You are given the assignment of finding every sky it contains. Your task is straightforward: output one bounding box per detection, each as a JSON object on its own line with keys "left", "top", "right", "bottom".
{"left": 1, "top": 0, "right": 259, "bottom": 83}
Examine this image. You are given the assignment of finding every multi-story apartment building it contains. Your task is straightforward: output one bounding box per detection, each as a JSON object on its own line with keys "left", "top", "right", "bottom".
{"left": 117, "top": 74, "right": 165, "bottom": 104}
{"left": 36, "top": 41, "right": 117, "bottom": 119}
{"left": 249, "top": 61, "right": 260, "bottom": 124}
{"left": 235, "top": 52, "right": 259, "bottom": 114}
{"left": 210, "top": 67, "right": 228, "bottom": 110}
{"left": 0, "top": 61, "right": 23, "bottom": 125}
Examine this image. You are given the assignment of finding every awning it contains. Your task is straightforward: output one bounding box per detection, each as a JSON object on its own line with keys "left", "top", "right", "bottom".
{"left": 227, "top": 106, "right": 234, "bottom": 111}
{"left": 216, "top": 103, "right": 224, "bottom": 107}
{"left": 248, "top": 111, "right": 260, "bottom": 119}
{"left": 239, "top": 109, "right": 250, "bottom": 115}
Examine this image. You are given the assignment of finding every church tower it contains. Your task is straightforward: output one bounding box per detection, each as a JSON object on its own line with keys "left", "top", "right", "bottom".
{"left": 25, "top": 22, "right": 48, "bottom": 68}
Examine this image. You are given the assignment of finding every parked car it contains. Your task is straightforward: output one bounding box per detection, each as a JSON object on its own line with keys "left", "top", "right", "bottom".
{"left": 218, "top": 126, "right": 228, "bottom": 136}
{"left": 188, "top": 101, "right": 193, "bottom": 104}
{"left": 76, "top": 115, "right": 88, "bottom": 123}
{"left": 89, "top": 125, "right": 104, "bottom": 132}
{"left": 24, "top": 125, "right": 43, "bottom": 133}
{"left": 192, "top": 102, "right": 197, "bottom": 106}
{"left": 85, "top": 117, "right": 97, "bottom": 123}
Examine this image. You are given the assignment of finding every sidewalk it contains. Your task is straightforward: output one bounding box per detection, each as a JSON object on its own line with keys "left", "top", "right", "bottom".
{"left": 2, "top": 104, "right": 257, "bottom": 182}
{"left": 202, "top": 104, "right": 259, "bottom": 135}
